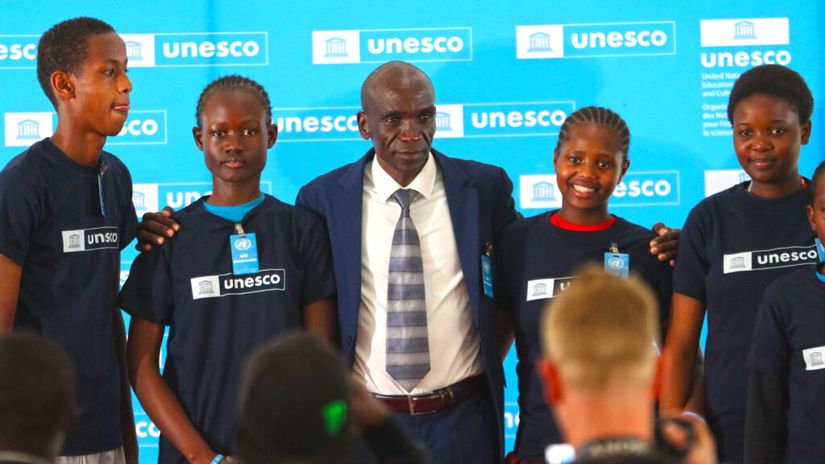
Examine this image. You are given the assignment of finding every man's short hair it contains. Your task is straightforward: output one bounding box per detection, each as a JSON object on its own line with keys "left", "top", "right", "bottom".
{"left": 37, "top": 17, "right": 115, "bottom": 108}
{"left": 541, "top": 265, "right": 659, "bottom": 390}
{"left": 235, "top": 332, "right": 354, "bottom": 464}
{"left": 0, "top": 332, "right": 76, "bottom": 456}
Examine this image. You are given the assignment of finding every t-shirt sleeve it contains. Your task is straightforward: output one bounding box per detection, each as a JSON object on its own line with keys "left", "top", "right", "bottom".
{"left": 746, "top": 285, "right": 790, "bottom": 374}
{"left": 117, "top": 245, "right": 174, "bottom": 325}
{"left": 672, "top": 204, "right": 710, "bottom": 303}
{"left": 117, "top": 165, "right": 138, "bottom": 249}
{"left": 294, "top": 207, "right": 337, "bottom": 307}
{"left": 0, "top": 169, "right": 40, "bottom": 265}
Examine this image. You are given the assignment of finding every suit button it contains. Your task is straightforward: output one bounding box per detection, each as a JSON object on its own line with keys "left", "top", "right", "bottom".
{"left": 346, "top": 336, "right": 353, "bottom": 345}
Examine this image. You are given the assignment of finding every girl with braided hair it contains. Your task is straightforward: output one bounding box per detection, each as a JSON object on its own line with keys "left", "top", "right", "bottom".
{"left": 495, "top": 106, "right": 674, "bottom": 464}
{"left": 121, "top": 75, "right": 337, "bottom": 464}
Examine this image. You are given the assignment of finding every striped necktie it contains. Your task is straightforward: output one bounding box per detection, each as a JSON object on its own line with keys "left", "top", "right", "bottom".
{"left": 386, "top": 188, "right": 430, "bottom": 392}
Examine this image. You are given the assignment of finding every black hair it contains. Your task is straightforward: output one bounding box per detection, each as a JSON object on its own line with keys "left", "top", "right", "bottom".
{"left": 235, "top": 332, "right": 353, "bottom": 464}
{"left": 37, "top": 17, "right": 115, "bottom": 108}
{"left": 555, "top": 106, "right": 631, "bottom": 160}
{"left": 727, "top": 64, "right": 814, "bottom": 124}
{"left": 0, "top": 332, "right": 76, "bottom": 457}
{"left": 195, "top": 75, "right": 272, "bottom": 128}
{"left": 809, "top": 161, "right": 825, "bottom": 206}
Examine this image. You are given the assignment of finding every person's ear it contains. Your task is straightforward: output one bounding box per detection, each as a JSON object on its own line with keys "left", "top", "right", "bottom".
{"left": 537, "top": 357, "right": 564, "bottom": 406}
{"left": 51, "top": 71, "right": 75, "bottom": 102}
{"left": 192, "top": 126, "right": 204, "bottom": 151}
{"left": 267, "top": 123, "right": 278, "bottom": 148}
{"left": 357, "top": 111, "right": 370, "bottom": 140}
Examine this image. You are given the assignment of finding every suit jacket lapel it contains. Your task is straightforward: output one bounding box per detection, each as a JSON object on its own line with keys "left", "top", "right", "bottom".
{"left": 434, "top": 150, "right": 481, "bottom": 326}
{"left": 334, "top": 150, "right": 373, "bottom": 332}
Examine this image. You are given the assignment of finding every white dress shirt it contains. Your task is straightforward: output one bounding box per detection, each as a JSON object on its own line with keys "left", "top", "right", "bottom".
{"left": 353, "top": 153, "right": 484, "bottom": 395}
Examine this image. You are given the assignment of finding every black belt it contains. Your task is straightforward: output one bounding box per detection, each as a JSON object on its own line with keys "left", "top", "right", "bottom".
{"left": 371, "top": 374, "right": 486, "bottom": 416}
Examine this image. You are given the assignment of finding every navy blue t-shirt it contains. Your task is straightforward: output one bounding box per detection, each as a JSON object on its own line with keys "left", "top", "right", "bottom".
{"left": 118, "top": 195, "right": 336, "bottom": 464}
{"left": 747, "top": 267, "right": 825, "bottom": 463}
{"left": 673, "top": 181, "right": 815, "bottom": 463}
{"left": 0, "top": 138, "right": 137, "bottom": 455}
{"left": 496, "top": 212, "right": 672, "bottom": 461}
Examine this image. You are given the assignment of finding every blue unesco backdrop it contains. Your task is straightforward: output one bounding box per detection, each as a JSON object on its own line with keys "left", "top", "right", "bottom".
{"left": 1, "top": 0, "right": 823, "bottom": 460}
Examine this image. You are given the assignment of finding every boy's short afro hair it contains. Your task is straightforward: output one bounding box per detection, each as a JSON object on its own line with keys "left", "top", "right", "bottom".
{"left": 37, "top": 17, "right": 115, "bottom": 108}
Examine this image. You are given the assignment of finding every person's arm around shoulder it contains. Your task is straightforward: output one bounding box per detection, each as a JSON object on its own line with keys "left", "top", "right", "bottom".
{"left": 128, "top": 318, "right": 225, "bottom": 464}
{"left": 0, "top": 254, "right": 21, "bottom": 332}
{"left": 135, "top": 207, "right": 179, "bottom": 252}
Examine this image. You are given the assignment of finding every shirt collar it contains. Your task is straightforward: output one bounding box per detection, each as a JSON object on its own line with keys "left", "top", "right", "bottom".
{"left": 370, "top": 151, "right": 437, "bottom": 202}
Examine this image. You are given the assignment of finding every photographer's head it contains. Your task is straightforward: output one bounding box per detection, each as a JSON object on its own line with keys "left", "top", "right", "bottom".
{"left": 537, "top": 266, "right": 664, "bottom": 449}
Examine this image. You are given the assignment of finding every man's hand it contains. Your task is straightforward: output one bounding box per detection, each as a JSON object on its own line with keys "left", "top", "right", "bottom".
{"left": 136, "top": 207, "right": 179, "bottom": 252}
{"left": 650, "top": 222, "right": 681, "bottom": 267}
{"left": 659, "top": 413, "right": 717, "bottom": 464}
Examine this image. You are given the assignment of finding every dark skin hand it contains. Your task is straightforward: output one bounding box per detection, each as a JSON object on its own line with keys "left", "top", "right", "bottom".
{"left": 651, "top": 222, "right": 680, "bottom": 266}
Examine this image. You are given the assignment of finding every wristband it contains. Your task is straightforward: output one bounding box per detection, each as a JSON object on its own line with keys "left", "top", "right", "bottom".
{"left": 210, "top": 454, "right": 224, "bottom": 464}
{"left": 681, "top": 411, "right": 706, "bottom": 423}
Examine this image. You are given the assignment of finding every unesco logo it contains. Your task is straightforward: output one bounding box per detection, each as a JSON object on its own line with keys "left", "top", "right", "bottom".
{"left": 132, "top": 182, "right": 273, "bottom": 215}
{"left": 119, "top": 32, "right": 268, "bottom": 68}
{"left": 0, "top": 35, "right": 39, "bottom": 69}
{"left": 699, "top": 18, "right": 791, "bottom": 68}
{"left": 312, "top": 27, "right": 472, "bottom": 64}
{"left": 3, "top": 112, "right": 53, "bottom": 147}
{"left": 516, "top": 21, "right": 676, "bottom": 59}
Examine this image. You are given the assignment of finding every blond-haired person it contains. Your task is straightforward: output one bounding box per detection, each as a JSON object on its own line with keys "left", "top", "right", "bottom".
{"left": 537, "top": 266, "right": 715, "bottom": 464}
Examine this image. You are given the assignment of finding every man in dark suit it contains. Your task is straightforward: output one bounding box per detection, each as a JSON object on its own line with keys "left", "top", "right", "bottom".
{"left": 295, "top": 61, "right": 516, "bottom": 462}
{"left": 0, "top": 333, "right": 77, "bottom": 464}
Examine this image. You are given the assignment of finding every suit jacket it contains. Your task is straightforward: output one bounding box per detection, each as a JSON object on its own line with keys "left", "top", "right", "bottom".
{"left": 296, "top": 148, "right": 517, "bottom": 448}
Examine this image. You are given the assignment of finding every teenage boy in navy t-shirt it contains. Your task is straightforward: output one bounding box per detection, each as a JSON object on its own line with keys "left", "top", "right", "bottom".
{"left": 0, "top": 17, "right": 138, "bottom": 463}
{"left": 745, "top": 161, "right": 825, "bottom": 463}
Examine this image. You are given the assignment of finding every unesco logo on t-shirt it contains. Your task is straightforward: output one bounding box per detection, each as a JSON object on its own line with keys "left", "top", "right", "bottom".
{"left": 190, "top": 269, "right": 286, "bottom": 300}
{"left": 722, "top": 245, "right": 817, "bottom": 274}
{"left": 61, "top": 227, "right": 119, "bottom": 253}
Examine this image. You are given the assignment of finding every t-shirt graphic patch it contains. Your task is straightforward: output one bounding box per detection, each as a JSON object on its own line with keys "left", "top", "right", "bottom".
{"left": 190, "top": 269, "right": 286, "bottom": 300}
{"left": 803, "top": 345, "right": 825, "bottom": 371}
{"left": 61, "top": 226, "right": 119, "bottom": 252}
{"left": 722, "top": 245, "right": 817, "bottom": 274}
{"left": 526, "top": 276, "right": 575, "bottom": 301}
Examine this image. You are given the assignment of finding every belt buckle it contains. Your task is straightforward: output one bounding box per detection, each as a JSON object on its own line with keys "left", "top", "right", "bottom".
{"left": 407, "top": 394, "right": 433, "bottom": 416}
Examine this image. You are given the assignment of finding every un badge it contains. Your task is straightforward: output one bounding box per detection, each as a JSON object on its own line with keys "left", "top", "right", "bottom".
{"left": 234, "top": 237, "right": 252, "bottom": 251}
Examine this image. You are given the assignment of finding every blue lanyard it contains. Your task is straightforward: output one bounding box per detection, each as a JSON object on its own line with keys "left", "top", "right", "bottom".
{"left": 97, "top": 161, "right": 108, "bottom": 218}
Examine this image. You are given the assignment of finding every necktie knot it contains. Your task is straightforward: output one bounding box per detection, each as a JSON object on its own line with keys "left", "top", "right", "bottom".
{"left": 392, "top": 189, "right": 416, "bottom": 211}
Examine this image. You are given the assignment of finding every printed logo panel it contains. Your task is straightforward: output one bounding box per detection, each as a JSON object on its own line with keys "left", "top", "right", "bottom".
{"left": 4, "top": 112, "right": 53, "bottom": 147}
{"left": 525, "top": 277, "right": 575, "bottom": 301}
{"left": 190, "top": 269, "right": 286, "bottom": 299}
{"left": 119, "top": 34, "right": 157, "bottom": 67}
{"left": 0, "top": 35, "right": 39, "bottom": 69}
{"left": 461, "top": 102, "right": 573, "bottom": 138}
{"left": 722, "top": 246, "right": 817, "bottom": 274}
{"left": 109, "top": 110, "right": 168, "bottom": 145}
{"left": 274, "top": 106, "right": 361, "bottom": 142}
{"left": 62, "top": 227, "right": 119, "bottom": 253}
{"left": 704, "top": 169, "right": 749, "bottom": 197}
{"left": 517, "top": 21, "right": 676, "bottom": 59}
{"left": 700, "top": 18, "right": 789, "bottom": 47}
{"left": 611, "top": 171, "right": 680, "bottom": 207}
{"left": 803, "top": 346, "right": 825, "bottom": 371}
{"left": 154, "top": 32, "right": 268, "bottom": 67}
{"left": 520, "top": 175, "right": 562, "bottom": 210}
{"left": 312, "top": 27, "right": 472, "bottom": 64}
